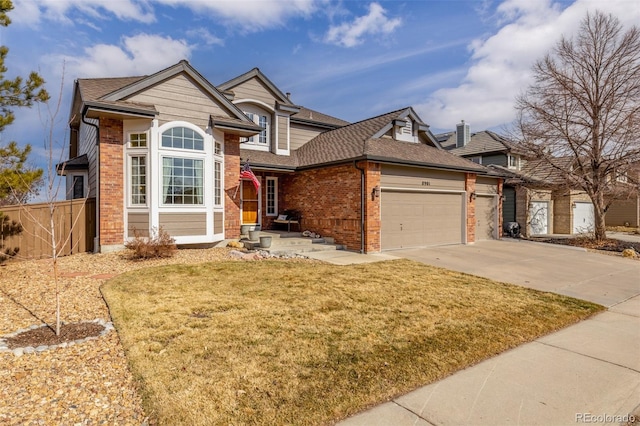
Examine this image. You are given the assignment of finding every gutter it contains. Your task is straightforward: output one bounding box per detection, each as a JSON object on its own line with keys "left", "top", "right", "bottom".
{"left": 81, "top": 106, "right": 100, "bottom": 253}
{"left": 353, "top": 160, "right": 366, "bottom": 254}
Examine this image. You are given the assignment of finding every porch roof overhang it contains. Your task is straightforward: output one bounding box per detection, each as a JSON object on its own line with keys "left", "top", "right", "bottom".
{"left": 210, "top": 115, "right": 262, "bottom": 137}
{"left": 83, "top": 100, "right": 157, "bottom": 120}
{"left": 56, "top": 154, "right": 89, "bottom": 176}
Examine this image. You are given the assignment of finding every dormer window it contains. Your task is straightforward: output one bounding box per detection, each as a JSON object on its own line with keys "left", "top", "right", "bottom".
{"left": 239, "top": 105, "right": 270, "bottom": 149}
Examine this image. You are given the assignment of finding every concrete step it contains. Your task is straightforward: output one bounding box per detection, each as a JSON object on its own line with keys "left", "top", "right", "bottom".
{"left": 241, "top": 232, "right": 342, "bottom": 254}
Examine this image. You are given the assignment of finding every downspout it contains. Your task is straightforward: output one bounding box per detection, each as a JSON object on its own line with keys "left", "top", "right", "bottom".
{"left": 354, "top": 160, "right": 365, "bottom": 254}
{"left": 81, "top": 109, "right": 100, "bottom": 253}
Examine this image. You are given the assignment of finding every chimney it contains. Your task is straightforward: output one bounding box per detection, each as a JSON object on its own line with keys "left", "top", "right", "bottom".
{"left": 286, "top": 92, "right": 291, "bottom": 100}
{"left": 456, "top": 120, "right": 470, "bottom": 147}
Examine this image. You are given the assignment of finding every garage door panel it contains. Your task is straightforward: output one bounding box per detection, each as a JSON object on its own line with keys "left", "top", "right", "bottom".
{"left": 382, "top": 191, "right": 463, "bottom": 250}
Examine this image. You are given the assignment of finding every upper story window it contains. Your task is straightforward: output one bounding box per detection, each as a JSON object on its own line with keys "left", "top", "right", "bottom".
{"left": 238, "top": 104, "right": 271, "bottom": 148}
{"left": 129, "top": 132, "right": 147, "bottom": 148}
{"left": 508, "top": 154, "right": 520, "bottom": 170}
{"left": 469, "top": 156, "right": 482, "bottom": 164}
{"left": 162, "top": 127, "right": 204, "bottom": 151}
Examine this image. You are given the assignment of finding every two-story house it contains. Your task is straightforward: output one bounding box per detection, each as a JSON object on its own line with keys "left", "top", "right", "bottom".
{"left": 59, "top": 61, "right": 503, "bottom": 253}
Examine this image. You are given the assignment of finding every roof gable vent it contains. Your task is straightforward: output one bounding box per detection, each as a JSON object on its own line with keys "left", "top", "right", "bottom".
{"left": 456, "top": 120, "right": 470, "bottom": 147}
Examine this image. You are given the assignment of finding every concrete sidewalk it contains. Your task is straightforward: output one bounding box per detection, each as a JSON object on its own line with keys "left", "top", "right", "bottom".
{"left": 333, "top": 241, "right": 640, "bottom": 425}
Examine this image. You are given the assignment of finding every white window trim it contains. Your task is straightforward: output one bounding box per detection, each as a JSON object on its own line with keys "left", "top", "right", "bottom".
{"left": 234, "top": 100, "right": 273, "bottom": 152}
{"left": 127, "top": 154, "right": 148, "bottom": 208}
{"left": 128, "top": 131, "right": 148, "bottom": 148}
{"left": 266, "top": 177, "right": 278, "bottom": 217}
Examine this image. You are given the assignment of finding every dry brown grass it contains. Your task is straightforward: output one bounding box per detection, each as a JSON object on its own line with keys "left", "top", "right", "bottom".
{"left": 102, "top": 259, "right": 603, "bottom": 425}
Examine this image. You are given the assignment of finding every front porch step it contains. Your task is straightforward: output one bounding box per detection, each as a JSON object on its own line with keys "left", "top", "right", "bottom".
{"left": 241, "top": 232, "right": 341, "bottom": 255}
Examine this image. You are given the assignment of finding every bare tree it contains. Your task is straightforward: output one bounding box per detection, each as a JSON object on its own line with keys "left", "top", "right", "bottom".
{"left": 514, "top": 10, "right": 640, "bottom": 241}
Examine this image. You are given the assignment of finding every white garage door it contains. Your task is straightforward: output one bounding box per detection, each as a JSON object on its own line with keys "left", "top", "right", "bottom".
{"left": 529, "top": 201, "right": 549, "bottom": 235}
{"left": 573, "top": 202, "right": 594, "bottom": 234}
{"left": 476, "top": 195, "right": 497, "bottom": 240}
{"left": 381, "top": 191, "right": 464, "bottom": 250}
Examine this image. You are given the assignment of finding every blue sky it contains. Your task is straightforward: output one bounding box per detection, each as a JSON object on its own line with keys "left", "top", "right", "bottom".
{"left": 2, "top": 0, "right": 639, "bottom": 175}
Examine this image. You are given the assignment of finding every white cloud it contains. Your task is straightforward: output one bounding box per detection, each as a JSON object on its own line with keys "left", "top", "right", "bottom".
{"left": 415, "top": 0, "right": 640, "bottom": 132}
{"left": 324, "top": 2, "right": 401, "bottom": 48}
{"left": 59, "top": 34, "right": 193, "bottom": 78}
{"left": 157, "top": 0, "right": 317, "bottom": 32}
{"left": 11, "top": 0, "right": 155, "bottom": 25}
{"left": 186, "top": 27, "right": 224, "bottom": 46}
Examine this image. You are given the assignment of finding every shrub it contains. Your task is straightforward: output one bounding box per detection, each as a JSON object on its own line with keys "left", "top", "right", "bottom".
{"left": 125, "top": 226, "right": 176, "bottom": 259}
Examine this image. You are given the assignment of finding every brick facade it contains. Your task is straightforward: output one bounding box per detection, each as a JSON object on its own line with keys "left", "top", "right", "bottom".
{"left": 98, "top": 118, "right": 124, "bottom": 247}
{"left": 224, "top": 134, "right": 241, "bottom": 239}
{"left": 278, "top": 162, "right": 381, "bottom": 251}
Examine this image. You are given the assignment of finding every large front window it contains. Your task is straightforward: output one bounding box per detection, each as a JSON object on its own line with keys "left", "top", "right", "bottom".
{"left": 162, "top": 157, "right": 204, "bottom": 205}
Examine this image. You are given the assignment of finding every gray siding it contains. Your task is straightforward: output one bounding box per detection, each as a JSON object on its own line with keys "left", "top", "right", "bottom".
{"left": 479, "top": 154, "right": 507, "bottom": 167}
{"left": 127, "top": 74, "right": 227, "bottom": 129}
{"left": 79, "top": 119, "right": 98, "bottom": 198}
{"left": 159, "top": 213, "right": 207, "bottom": 236}
{"left": 503, "top": 186, "right": 516, "bottom": 223}
{"left": 381, "top": 165, "right": 465, "bottom": 191}
{"left": 229, "top": 78, "right": 277, "bottom": 106}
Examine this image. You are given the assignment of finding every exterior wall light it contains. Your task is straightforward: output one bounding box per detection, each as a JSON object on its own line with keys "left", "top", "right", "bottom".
{"left": 470, "top": 192, "right": 477, "bottom": 201}
{"left": 372, "top": 186, "right": 380, "bottom": 199}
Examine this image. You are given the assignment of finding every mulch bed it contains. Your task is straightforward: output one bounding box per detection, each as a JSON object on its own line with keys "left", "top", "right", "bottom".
{"left": 5, "top": 322, "right": 104, "bottom": 349}
{"left": 529, "top": 236, "right": 640, "bottom": 253}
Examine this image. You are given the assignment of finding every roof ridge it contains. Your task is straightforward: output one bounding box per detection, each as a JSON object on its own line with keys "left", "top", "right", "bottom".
{"left": 334, "top": 107, "right": 407, "bottom": 131}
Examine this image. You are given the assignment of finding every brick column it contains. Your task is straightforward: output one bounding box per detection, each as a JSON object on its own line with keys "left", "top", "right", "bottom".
{"left": 497, "top": 178, "right": 504, "bottom": 238}
{"left": 363, "top": 161, "right": 381, "bottom": 253}
{"left": 99, "top": 118, "right": 125, "bottom": 248}
{"left": 224, "top": 133, "right": 241, "bottom": 239}
{"left": 465, "top": 173, "right": 476, "bottom": 243}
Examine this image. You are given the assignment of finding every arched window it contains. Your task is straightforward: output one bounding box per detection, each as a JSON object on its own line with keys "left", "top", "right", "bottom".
{"left": 160, "top": 125, "right": 206, "bottom": 205}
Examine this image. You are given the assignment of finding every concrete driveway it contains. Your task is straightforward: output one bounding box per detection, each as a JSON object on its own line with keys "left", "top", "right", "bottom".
{"left": 338, "top": 240, "right": 640, "bottom": 426}
{"left": 394, "top": 239, "right": 640, "bottom": 307}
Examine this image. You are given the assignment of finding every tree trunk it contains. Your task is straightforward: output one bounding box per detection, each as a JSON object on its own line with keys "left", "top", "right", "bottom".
{"left": 592, "top": 191, "right": 607, "bottom": 242}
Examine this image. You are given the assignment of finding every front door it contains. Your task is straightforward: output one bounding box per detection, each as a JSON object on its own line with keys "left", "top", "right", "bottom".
{"left": 241, "top": 180, "right": 259, "bottom": 224}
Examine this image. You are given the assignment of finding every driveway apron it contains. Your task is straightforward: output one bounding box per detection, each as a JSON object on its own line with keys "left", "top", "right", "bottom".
{"left": 338, "top": 239, "right": 640, "bottom": 426}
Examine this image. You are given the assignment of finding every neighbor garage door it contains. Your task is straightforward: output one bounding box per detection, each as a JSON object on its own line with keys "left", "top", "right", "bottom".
{"left": 476, "top": 195, "right": 497, "bottom": 240}
{"left": 381, "top": 191, "right": 464, "bottom": 250}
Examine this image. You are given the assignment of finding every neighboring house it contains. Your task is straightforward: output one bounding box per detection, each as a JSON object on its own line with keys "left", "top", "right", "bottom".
{"left": 59, "top": 61, "right": 502, "bottom": 253}
{"left": 438, "top": 121, "right": 597, "bottom": 236}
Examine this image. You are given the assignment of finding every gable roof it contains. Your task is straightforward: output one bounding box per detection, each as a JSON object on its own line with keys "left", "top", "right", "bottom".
{"left": 72, "top": 60, "right": 259, "bottom": 133}
{"left": 439, "top": 130, "right": 509, "bottom": 155}
{"left": 489, "top": 157, "right": 575, "bottom": 186}
{"left": 217, "top": 67, "right": 294, "bottom": 106}
{"left": 293, "top": 108, "right": 487, "bottom": 172}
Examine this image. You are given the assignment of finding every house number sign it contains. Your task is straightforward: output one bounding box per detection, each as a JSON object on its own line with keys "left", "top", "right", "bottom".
{"left": 421, "top": 181, "right": 431, "bottom": 186}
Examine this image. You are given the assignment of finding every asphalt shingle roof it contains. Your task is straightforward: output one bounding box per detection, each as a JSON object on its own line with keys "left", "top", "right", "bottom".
{"left": 291, "top": 107, "right": 350, "bottom": 127}
{"left": 77, "top": 77, "right": 146, "bottom": 101}
{"left": 293, "top": 108, "right": 487, "bottom": 172}
{"left": 438, "top": 130, "right": 529, "bottom": 157}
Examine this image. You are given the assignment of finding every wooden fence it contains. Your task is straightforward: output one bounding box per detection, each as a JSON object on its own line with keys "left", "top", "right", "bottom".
{"left": 0, "top": 198, "right": 96, "bottom": 260}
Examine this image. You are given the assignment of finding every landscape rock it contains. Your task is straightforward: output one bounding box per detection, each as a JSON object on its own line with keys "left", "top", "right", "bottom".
{"left": 622, "top": 248, "right": 638, "bottom": 258}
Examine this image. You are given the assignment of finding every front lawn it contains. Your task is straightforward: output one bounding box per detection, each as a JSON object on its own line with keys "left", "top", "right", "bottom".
{"left": 102, "top": 259, "right": 602, "bottom": 425}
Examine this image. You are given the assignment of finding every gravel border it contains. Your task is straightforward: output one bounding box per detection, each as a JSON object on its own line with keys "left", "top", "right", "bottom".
{"left": 0, "top": 247, "right": 260, "bottom": 425}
